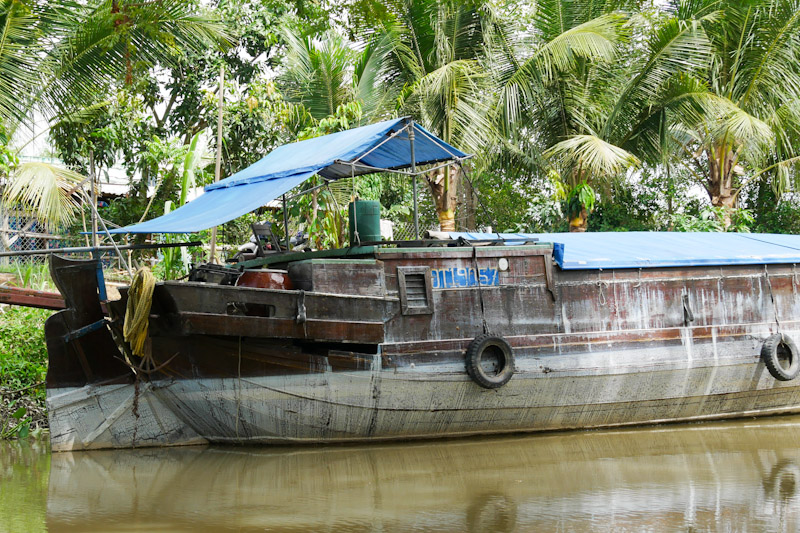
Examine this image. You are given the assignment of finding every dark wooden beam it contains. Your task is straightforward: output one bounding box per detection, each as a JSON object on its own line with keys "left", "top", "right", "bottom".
{"left": 0, "top": 286, "right": 66, "bottom": 310}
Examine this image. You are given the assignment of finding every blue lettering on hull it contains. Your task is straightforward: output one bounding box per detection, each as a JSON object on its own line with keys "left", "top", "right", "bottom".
{"left": 431, "top": 267, "right": 499, "bottom": 288}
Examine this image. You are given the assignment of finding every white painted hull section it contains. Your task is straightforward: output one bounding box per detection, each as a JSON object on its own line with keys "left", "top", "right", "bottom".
{"left": 47, "top": 324, "right": 800, "bottom": 451}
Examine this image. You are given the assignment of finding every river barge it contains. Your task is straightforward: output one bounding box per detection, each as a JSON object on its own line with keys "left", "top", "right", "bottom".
{"left": 44, "top": 231, "right": 800, "bottom": 451}
{"left": 41, "top": 118, "right": 800, "bottom": 450}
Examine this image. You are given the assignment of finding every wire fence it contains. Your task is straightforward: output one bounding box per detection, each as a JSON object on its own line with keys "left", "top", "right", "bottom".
{"left": 0, "top": 210, "right": 64, "bottom": 266}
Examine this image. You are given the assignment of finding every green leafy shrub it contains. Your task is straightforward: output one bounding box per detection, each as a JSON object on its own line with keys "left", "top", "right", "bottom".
{"left": 0, "top": 307, "right": 51, "bottom": 401}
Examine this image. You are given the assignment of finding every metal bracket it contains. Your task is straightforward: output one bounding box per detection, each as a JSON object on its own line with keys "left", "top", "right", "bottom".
{"left": 63, "top": 318, "right": 109, "bottom": 343}
{"left": 682, "top": 293, "right": 694, "bottom": 326}
{"left": 296, "top": 290, "right": 307, "bottom": 324}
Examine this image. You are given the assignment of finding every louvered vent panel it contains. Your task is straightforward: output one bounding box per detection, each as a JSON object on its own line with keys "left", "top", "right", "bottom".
{"left": 398, "top": 266, "right": 433, "bottom": 315}
{"left": 404, "top": 274, "right": 428, "bottom": 307}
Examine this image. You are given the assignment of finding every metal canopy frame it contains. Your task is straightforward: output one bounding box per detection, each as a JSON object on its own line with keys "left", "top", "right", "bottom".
{"left": 331, "top": 120, "right": 472, "bottom": 178}
{"left": 307, "top": 119, "right": 474, "bottom": 241}
{"left": 275, "top": 119, "right": 474, "bottom": 243}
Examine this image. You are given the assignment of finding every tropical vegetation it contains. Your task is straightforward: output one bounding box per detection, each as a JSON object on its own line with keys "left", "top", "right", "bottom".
{"left": 2, "top": 0, "right": 800, "bottom": 257}
{"left": 2, "top": 0, "right": 800, "bottom": 440}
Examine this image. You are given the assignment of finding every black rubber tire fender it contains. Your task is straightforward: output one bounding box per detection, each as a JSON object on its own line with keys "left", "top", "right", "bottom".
{"left": 761, "top": 333, "right": 800, "bottom": 381}
{"left": 465, "top": 334, "right": 515, "bottom": 389}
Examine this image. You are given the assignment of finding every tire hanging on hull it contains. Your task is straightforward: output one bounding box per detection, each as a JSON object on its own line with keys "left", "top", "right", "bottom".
{"left": 465, "top": 334, "right": 515, "bottom": 389}
{"left": 762, "top": 333, "right": 800, "bottom": 381}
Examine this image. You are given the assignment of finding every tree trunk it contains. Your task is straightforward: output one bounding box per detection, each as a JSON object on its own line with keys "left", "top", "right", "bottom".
{"left": 426, "top": 165, "right": 459, "bottom": 232}
{"left": 459, "top": 173, "right": 476, "bottom": 231}
{"left": 569, "top": 208, "right": 588, "bottom": 232}
{"left": 705, "top": 145, "right": 737, "bottom": 228}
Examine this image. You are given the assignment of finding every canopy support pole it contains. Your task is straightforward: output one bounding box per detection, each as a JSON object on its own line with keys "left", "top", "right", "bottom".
{"left": 80, "top": 191, "right": 133, "bottom": 278}
{"left": 283, "top": 194, "right": 290, "bottom": 250}
{"left": 209, "top": 65, "right": 224, "bottom": 263}
{"left": 409, "top": 120, "right": 419, "bottom": 239}
{"left": 89, "top": 150, "right": 98, "bottom": 248}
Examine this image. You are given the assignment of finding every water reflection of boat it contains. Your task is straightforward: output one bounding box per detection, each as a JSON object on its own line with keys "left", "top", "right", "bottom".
{"left": 47, "top": 417, "right": 800, "bottom": 532}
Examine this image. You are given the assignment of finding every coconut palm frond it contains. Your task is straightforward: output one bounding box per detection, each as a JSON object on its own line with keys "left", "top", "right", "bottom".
{"left": 495, "top": 13, "right": 625, "bottom": 131}
{"left": 49, "top": 100, "right": 112, "bottom": 129}
{"left": 736, "top": 0, "right": 800, "bottom": 109}
{"left": 0, "top": 0, "right": 48, "bottom": 127}
{"left": 405, "top": 58, "right": 493, "bottom": 154}
{"left": 43, "top": 0, "right": 230, "bottom": 117}
{"left": 601, "top": 13, "right": 715, "bottom": 139}
{"left": 353, "top": 28, "right": 404, "bottom": 119}
{"left": 716, "top": 105, "right": 775, "bottom": 155}
{"left": 326, "top": 178, "right": 355, "bottom": 207}
{"left": 281, "top": 29, "right": 356, "bottom": 120}
{"left": 2, "top": 162, "right": 86, "bottom": 228}
{"left": 535, "top": 14, "right": 625, "bottom": 80}
{"left": 545, "top": 134, "right": 639, "bottom": 177}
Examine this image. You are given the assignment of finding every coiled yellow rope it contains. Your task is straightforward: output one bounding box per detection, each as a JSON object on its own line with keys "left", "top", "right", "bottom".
{"left": 123, "top": 267, "right": 156, "bottom": 358}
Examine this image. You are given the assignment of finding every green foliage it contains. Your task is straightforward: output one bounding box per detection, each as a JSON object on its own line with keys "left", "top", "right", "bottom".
{"left": 298, "top": 102, "right": 364, "bottom": 140}
{"left": 49, "top": 101, "right": 120, "bottom": 175}
{"left": 285, "top": 103, "right": 367, "bottom": 249}
{"left": 6, "top": 264, "right": 54, "bottom": 292}
{"left": 289, "top": 184, "right": 348, "bottom": 249}
{"left": 670, "top": 206, "right": 754, "bottom": 233}
{"left": 0, "top": 307, "right": 50, "bottom": 402}
{"left": 751, "top": 198, "right": 800, "bottom": 234}
{"left": 741, "top": 183, "right": 800, "bottom": 234}
{"left": 20, "top": 0, "right": 800, "bottom": 239}
{"left": 566, "top": 182, "right": 596, "bottom": 219}
{"left": 1, "top": 403, "right": 30, "bottom": 439}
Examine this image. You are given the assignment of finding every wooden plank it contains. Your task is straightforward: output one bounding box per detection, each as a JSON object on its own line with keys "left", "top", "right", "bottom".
{"left": 234, "top": 245, "right": 380, "bottom": 269}
{"left": 0, "top": 286, "right": 66, "bottom": 310}
{"left": 178, "top": 312, "right": 384, "bottom": 343}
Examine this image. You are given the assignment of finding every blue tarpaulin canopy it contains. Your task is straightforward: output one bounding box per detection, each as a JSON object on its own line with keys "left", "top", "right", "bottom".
{"left": 110, "top": 117, "right": 468, "bottom": 234}
{"left": 451, "top": 232, "right": 800, "bottom": 269}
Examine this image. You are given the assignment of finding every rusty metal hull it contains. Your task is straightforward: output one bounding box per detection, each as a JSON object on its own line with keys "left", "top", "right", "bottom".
{"left": 43, "top": 248, "right": 800, "bottom": 450}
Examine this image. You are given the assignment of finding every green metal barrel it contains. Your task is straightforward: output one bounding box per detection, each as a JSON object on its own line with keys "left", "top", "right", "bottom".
{"left": 349, "top": 200, "right": 381, "bottom": 245}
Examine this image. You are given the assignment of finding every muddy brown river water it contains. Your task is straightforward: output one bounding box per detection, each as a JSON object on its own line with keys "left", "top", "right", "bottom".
{"left": 3, "top": 416, "right": 800, "bottom": 532}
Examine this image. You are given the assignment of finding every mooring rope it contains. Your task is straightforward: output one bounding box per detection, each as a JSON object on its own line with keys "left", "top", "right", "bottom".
{"left": 764, "top": 264, "right": 782, "bottom": 333}
{"left": 470, "top": 244, "right": 489, "bottom": 334}
{"left": 123, "top": 267, "right": 156, "bottom": 358}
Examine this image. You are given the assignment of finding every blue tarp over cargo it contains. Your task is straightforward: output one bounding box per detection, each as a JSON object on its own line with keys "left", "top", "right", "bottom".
{"left": 110, "top": 117, "right": 468, "bottom": 234}
{"left": 451, "top": 232, "right": 800, "bottom": 269}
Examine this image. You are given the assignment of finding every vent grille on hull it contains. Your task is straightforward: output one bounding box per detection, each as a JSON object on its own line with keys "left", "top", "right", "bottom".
{"left": 397, "top": 266, "right": 434, "bottom": 315}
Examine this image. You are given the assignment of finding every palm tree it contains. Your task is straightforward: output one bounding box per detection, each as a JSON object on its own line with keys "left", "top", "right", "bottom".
{"left": 279, "top": 26, "right": 400, "bottom": 124}
{"left": 0, "top": 0, "right": 229, "bottom": 227}
{"left": 378, "top": 0, "right": 644, "bottom": 231}
{"left": 667, "top": 0, "right": 800, "bottom": 223}
{"left": 498, "top": 0, "right": 716, "bottom": 230}
{"left": 377, "top": 0, "right": 501, "bottom": 231}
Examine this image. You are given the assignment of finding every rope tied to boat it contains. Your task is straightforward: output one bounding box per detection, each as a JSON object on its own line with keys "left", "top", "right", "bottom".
{"left": 764, "top": 264, "right": 782, "bottom": 333}
{"left": 469, "top": 244, "right": 489, "bottom": 334}
{"left": 124, "top": 267, "right": 156, "bottom": 357}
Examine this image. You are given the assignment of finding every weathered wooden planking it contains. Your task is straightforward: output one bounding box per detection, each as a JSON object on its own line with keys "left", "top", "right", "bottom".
{"left": 47, "top": 325, "right": 800, "bottom": 450}
{"left": 0, "top": 285, "right": 65, "bottom": 309}
{"left": 177, "top": 313, "right": 384, "bottom": 343}
{"left": 288, "top": 259, "right": 386, "bottom": 296}
{"left": 43, "top": 246, "right": 800, "bottom": 451}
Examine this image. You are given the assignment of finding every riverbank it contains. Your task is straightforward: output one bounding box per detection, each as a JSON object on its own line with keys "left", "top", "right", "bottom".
{"left": 0, "top": 305, "right": 51, "bottom": 437}
{"left": 0, "top": 264, "right": 130, "bottom": 439}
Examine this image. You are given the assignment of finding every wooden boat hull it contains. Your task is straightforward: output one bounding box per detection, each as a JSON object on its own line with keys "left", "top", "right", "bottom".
{"left": 47, "top": 322, "right": 800, "bottom": 451}
{"left": 44, "top": 245, "right": 800, "bottom": 451}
